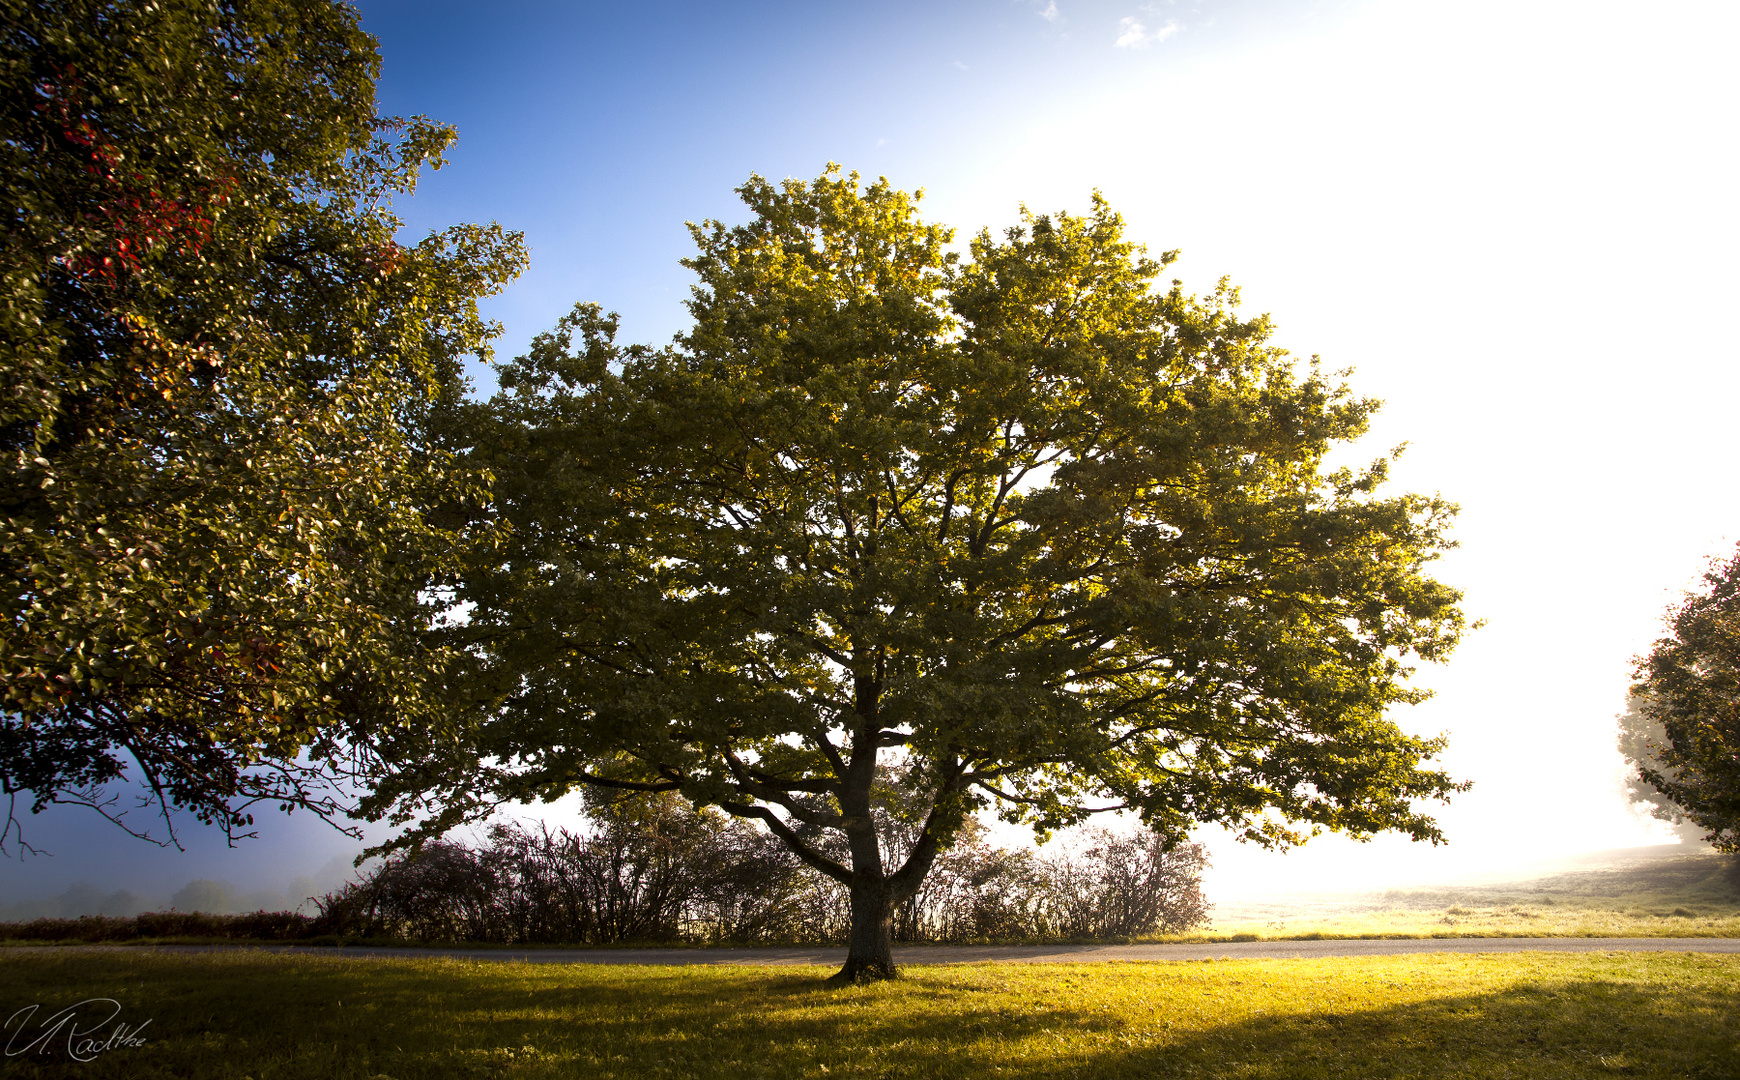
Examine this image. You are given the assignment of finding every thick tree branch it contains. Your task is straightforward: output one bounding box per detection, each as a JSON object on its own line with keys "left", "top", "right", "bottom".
{"left": 745, "top": 767, "right": 839, "bottom": 795}
{"left": 722, "top": 749, "right": 845, "bottom": 827}
{"left": 575, "top": 772, "right": 682, "bottom": 793}
{"left": 972, "top": 779, "right": 1128, "bottom": 816}
{"left": 718, "top": 800, "right": 851, "bottom": 884}
{"left": 887, "top": 761, "right": 966, "bottom": 901}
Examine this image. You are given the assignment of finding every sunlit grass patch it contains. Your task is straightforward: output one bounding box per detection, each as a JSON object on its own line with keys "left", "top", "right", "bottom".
{"left": 2, "top": 948, "right": 1737, "bottom": 1078}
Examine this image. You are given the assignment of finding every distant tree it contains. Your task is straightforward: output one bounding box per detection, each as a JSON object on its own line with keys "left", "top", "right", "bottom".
{"left": 1632, "top": 547, "right": 1740, "bottom": 853}
{"left": 379, "top": 167, "right": 1470, "bottom": 981}
{"left": 1615, "top": 692, "right": 1707, "bottom": 844}
{"left": 0, "top": 0, "right": 526, "bottom": 851}
{"left": 170, "top": 879, "right": 240, "bottom": 915}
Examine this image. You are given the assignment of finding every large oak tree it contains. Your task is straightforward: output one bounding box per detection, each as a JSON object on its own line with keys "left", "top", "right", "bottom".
{"left": 395, "top": 168, "right": 1469, "bottom": 980}
{"left": 0, "top": 0, "right": 525, "bottom": 851}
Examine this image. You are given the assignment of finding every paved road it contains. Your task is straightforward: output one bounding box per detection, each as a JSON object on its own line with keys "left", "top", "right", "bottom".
{"left": 132, "top": 937, "right": 1740, "bottom": 967}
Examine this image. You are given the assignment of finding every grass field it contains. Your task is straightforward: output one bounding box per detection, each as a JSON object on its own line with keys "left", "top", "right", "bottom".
{"left": 2, "top": 948, "right": 1736, "bottom": 1079}
{"left": 1203, "top": 847, "right": 1740, "bottom": 942}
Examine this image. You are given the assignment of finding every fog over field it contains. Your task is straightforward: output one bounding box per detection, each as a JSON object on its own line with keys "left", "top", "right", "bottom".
{"left": 6, "top": 0, "right": 1737, "bottom": 917}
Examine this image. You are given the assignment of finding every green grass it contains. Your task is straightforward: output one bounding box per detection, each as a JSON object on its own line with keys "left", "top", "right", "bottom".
{"left": 2, "top": 948, "right": 1737, "bottom": 1078}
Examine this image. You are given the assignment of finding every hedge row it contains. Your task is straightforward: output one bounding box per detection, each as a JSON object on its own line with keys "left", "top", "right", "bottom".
{"left": 0, "top": 910, "right": 317, "bottom": 942}
{"left": 3, "top": 789, "right": 1211, "bottom": 946}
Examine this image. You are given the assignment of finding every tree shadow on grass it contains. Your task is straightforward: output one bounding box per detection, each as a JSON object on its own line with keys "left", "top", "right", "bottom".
{"left": 614, "top": 966, "right": 1737, "bottom": 1080}
{"left": 989, "top": 978, "right": 1740, "bottom": 1080}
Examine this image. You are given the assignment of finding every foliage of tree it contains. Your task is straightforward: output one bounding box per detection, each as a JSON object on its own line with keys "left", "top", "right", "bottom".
{"left": 0, "top": 0, "right": 526, "bottom": 852}
{"left": 385, "top": 167, "right": 1468, "bottom": 980}
{"left": 1632, "top": 547, "right": 1740, "bottom": 853}
{"left": 1615, "top": 692, "right": 1707, "bottom": 844}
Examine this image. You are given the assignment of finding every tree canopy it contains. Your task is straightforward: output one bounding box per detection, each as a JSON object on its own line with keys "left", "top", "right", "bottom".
{"left": 1632, "top": 547, "right": 1740, "bottom": 853}
{"left": 0, "top": 0, "right": 526, "bottom": 851}
{"left": 382, "top": 167, "right": 1469, "bottom": 980}
{"left": 1615, "top": 692, "right": 1707, "bottom": 844}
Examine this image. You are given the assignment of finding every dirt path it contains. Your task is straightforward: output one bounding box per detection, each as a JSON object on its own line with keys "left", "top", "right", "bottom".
{"left": 117, "top": 936, "right": 1740, "bottom": 967}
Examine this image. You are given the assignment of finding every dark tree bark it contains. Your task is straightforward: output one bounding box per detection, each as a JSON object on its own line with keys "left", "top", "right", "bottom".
{"left": 825, "top": 719, "right": 957, "bottom": 982}
{"left": 828, "top": 682, "right": 903, "bottom": 982}
{"left": 834, "top": 880, "right": 897, "bottom": 982}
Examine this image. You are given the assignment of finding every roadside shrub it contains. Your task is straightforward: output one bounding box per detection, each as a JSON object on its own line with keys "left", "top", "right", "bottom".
{"left": 314, "top": 792, "right": 817, "bottom": 944}
{"left": 1043, "top": 830, "right": 1212, "bottom": 938}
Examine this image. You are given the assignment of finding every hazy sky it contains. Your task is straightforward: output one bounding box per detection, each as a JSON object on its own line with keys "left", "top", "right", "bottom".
{"left": 6, "top": 0, "right": 1737, "bottom": 905}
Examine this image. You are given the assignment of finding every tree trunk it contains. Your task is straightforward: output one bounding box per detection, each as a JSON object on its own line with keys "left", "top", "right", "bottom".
{"left": 830, "top": 879, "right": 897, "bottom": 983}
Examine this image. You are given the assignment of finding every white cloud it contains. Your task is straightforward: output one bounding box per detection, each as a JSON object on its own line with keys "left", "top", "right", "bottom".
{"left": 953, "top": 59, "right": 969, "bottom": 70}
{"left": 1115, "top": 15, "right": 1179, "bottom": 48}
{"left": 1039, "top": 1, "right": 1060, "bottom": 22}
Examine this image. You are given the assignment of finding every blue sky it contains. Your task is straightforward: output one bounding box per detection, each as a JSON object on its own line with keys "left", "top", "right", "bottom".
{"left": 367, "top": 0, "right": 1368, "bottom": 366}
{"left": 6, "top": 0, "right": 1739, "bottom": 907}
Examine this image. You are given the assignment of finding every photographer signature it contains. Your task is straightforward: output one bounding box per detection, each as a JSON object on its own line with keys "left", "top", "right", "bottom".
{"left": 5, "top": 998, "right": 151, "bottom": 1062}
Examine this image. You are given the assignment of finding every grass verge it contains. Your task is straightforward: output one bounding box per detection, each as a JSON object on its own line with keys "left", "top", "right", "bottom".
{"left": 2, "top": 948, "right": 1736, "bottom": 1078}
